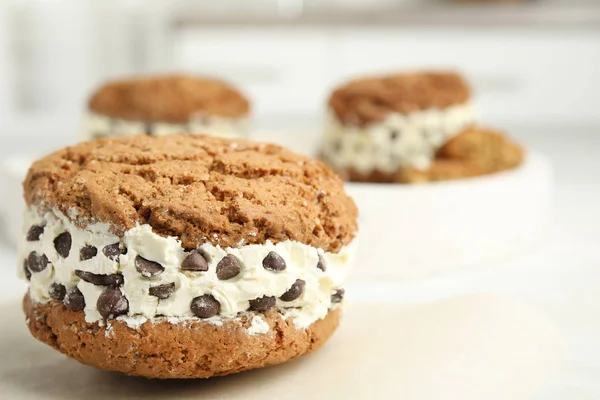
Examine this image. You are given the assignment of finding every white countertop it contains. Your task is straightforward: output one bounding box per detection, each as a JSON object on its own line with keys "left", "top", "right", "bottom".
{"left": 0, "top": 124, "right": 599, "bottom": 398}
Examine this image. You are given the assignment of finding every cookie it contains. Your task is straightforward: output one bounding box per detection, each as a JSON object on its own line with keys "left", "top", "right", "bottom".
{"left": 338, "top": 126, "right": 524, "bottom": 183}
{"left": 329, "top": 71, "right": 471, "bottom": 126}
{"left": 18, "top": 134, "right": 358, "bottom": 379}
{"left": 436, "top": 126, "right": 524, "bottom": 174}
{"left": 86, "top": 75, "right": 251, "bottom": 139}
{"left": 321, "top": 71, "right": 477, "bottom": 178}
{"left": 23, "top": 294, "right": 340, "bottom": 379}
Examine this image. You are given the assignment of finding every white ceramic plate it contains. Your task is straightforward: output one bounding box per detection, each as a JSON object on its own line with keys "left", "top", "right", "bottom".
{"left": 346, "top": 151, "right": 552, "bottom": 281}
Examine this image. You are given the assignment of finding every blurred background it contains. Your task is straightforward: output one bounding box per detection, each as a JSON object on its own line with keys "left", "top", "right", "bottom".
{"left": 0, "top": 0, "right": 599, "bottom": 160}
{"left": 0, "top": 0, "right": 599, "bottom": 398}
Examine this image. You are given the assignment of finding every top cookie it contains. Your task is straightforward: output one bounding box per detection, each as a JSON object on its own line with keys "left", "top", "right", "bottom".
{"left": 23, "top": 134, "right": 357, "bottom": 252}
{"left": 88, "top": 75, "right": 250, "bottom": 123}
{"left": 328, "top": 71, "right": 471, "bottom": 126}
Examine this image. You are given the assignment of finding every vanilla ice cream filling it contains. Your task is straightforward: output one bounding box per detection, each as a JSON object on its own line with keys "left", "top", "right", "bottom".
{"left": 18, "top": 207, "right": 355, "bottom": 330}
{"left": 322, "top": 102, "right": 477, "bottom": 173}
{"left": 85, "top": 113, "right": 251, "bottom": 140}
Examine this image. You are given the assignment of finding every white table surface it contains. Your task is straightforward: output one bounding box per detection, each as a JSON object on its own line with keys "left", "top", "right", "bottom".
{"left": 0, "top": 124, "right": 599, "bottom": 398}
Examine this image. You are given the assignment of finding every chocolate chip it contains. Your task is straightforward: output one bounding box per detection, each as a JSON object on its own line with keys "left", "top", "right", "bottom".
{"left": 333, "top": 140, "right": 342, "bottom": 152}
{"left": 279, "top": 279, "right": 306, "bottom": 302}
{"left": 181, "top": 250, "right": 208, "bottom": 271}
{"left": 27, "top": 252, "right": 49, "bottom": 273}
{"left": 49, "top": 283, "right": 66, "bottom": 300}
{"left": 97, "top": 287, "right": 129, "bottom": 320}
{"left": 64, "top": 287, "right": 85, "bottom": 311}
{"left": 262, "top": 252, "right": 286, "bottom": 272}
{"left": 144, "top": 122, "right": 154, "bottom": 136}
{"left": 75, "top": 270, "right": 124, "bottom": 287}
{"left": 80, "top": 245, "right": 98, "bottom": 261}
{"left": 249, "top": 295, "right": 276, "bottom": 312}
{"left": 331, "top": 288, "right": 345, "bottom": 303}
{"left": 23, "top": 260, "right": 31, "bottom": 281}
{"left": 390, "top": 129, "right": 400, "bottom": 140}
{"left": 149, "top": 282, "right": 176, "bottom": 299}
{"left": 317, "top": 254, "right": 326, "bottom": 272}
{"left": 216, "top": 255, "right": 241, "bottom": 280}
{"left": 190, "top": 294, "right": 220, "bottom": 318}
{"left": 53, "top": 232, "right": 72, "bottom": 258}
{"left": 26, "top": 225, "right": 44, "bottom": 241}
{"left": 135, "top": 255, "right": 164, "bottom": 277}
{"left": 92, "top": 131, "right": 110, "bottom": 139}
{"left": 102, "top": 243, "right": 126, "bottom": 261}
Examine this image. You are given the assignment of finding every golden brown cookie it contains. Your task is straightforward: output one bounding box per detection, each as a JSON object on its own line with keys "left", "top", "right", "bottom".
{"left": 437, "top": 126, "right": 524, "bottom": 174}
{"left": 23, "top": 134, "right": 357, "bottom": 251}
{"left": 86, "top": 75, "right": 251, "bottom": 140}
{"left": 329, "top": 71, "right": 471, "bottom": 126}
{"left": 89, "top": 75, "right": 250, "bottom": 123}
{"left": 19, "top": 134, "right": 357, "bottom": 379}
{"left": 343, "top": 159, "right": 485, "bottom": 184}
{"left": 24, "top": 294, "right": 340, "bottom": 379}
{"left": 393, "top": 159, "right": 486, "bottom": 184}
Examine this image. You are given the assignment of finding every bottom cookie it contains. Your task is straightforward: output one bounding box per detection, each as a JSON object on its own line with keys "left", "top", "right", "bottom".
{"left": 23, "top": 293, "right": 340, "bottom": 379}
{"left": 345, "top": 159, "right": 486, "bottom": 184}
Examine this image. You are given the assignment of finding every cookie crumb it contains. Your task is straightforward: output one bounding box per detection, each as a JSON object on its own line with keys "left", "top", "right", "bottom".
{"left": 247, "top": 315, "right": 270, "bottom": 336}
{"left": 104, "top": 323, "right": 115, "bottom": 338}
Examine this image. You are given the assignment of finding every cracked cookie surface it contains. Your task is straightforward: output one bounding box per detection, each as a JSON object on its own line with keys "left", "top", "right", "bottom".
{"left": 23, "top": 134, "right": 358, "bottom": 252}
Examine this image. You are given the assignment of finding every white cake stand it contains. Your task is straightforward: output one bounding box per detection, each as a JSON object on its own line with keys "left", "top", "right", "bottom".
{"left": 345, "top": 151, "right": 553, "bottom": 281}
